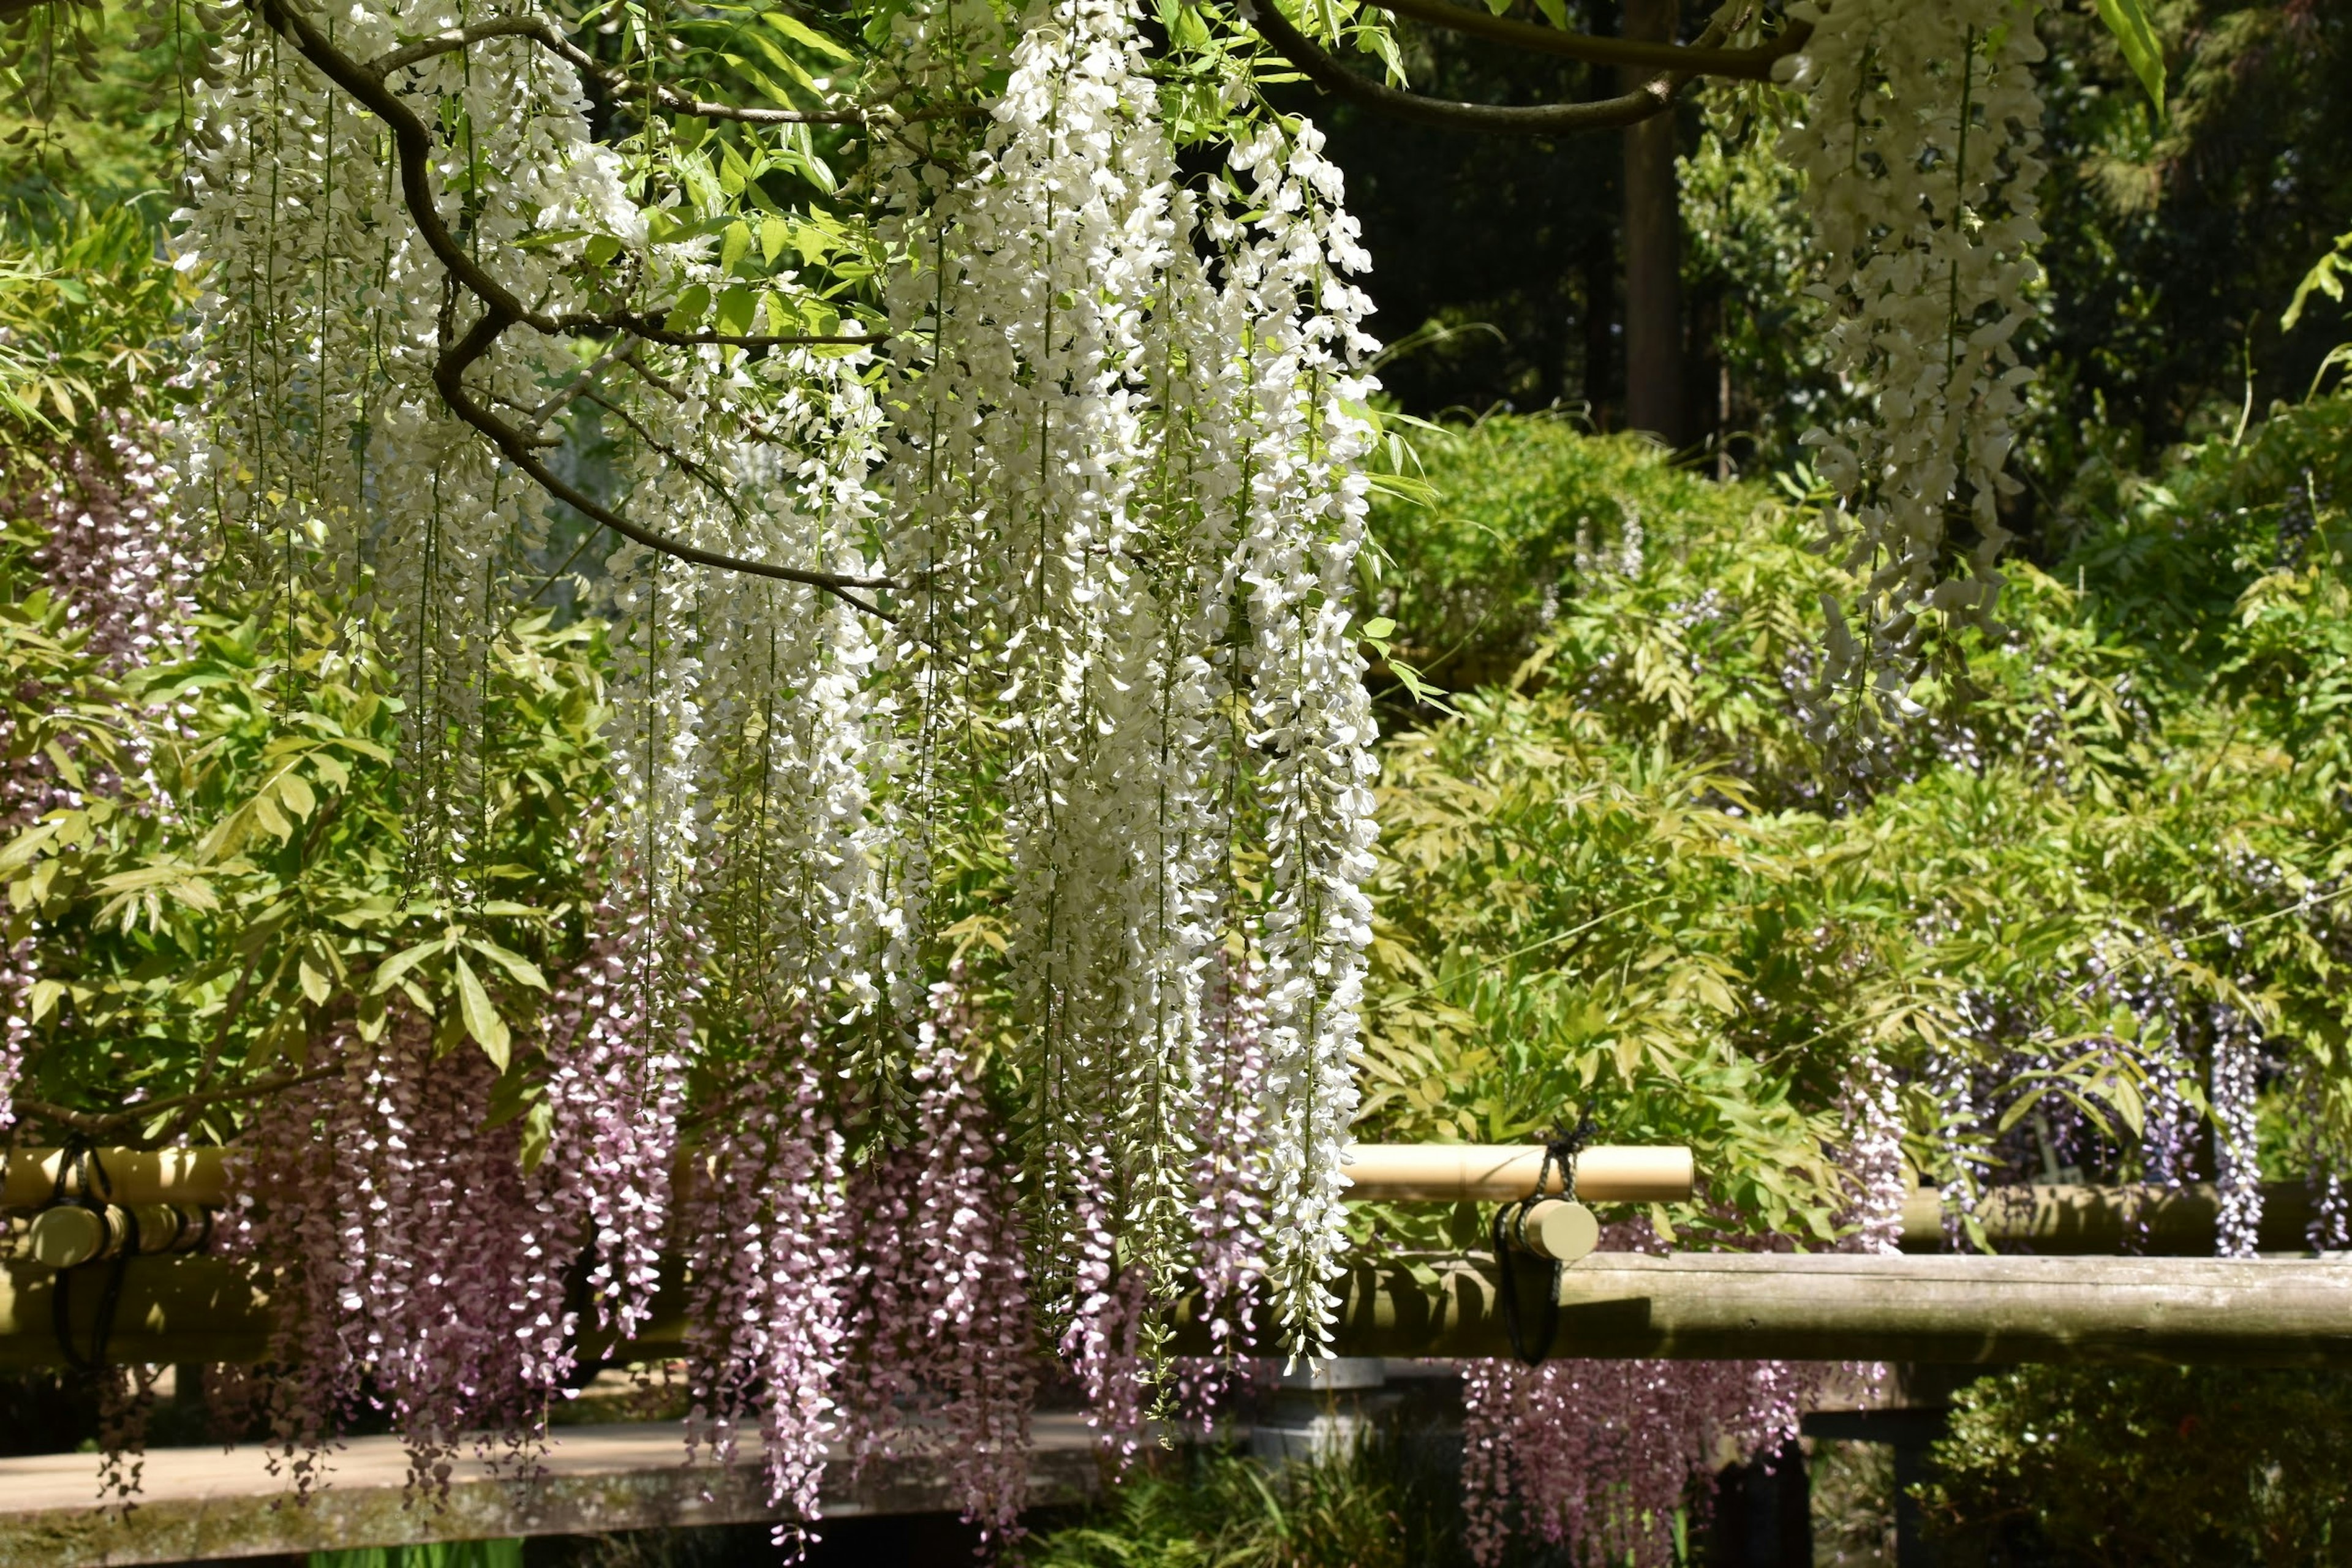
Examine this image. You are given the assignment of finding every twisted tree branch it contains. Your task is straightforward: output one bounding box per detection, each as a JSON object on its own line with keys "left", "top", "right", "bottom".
{"left": 1365, "top": 0, "right": 1804, "bottom": 82}
{"left": 252, "top": 0, "right": 895, "bottom": 609}
{"left": 17, "top": 1067, "right": 345, "bottom": 1139}
{"left": 1247, "top": 0, "right": 1758, "bottom": 135}
{"left": 434, "top": 307, "right": 892, "bottom": 611}
{"left": 1248, "top": 0, "right": 1665, "bottom": 135}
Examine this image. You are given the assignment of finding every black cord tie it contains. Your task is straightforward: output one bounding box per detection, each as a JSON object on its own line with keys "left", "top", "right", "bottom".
{"left": 1490, "top": 1112, "right": 1599, "bottom": 1368}
{"left": 50, "top": 1140, "right": 136, "bottom": 1373}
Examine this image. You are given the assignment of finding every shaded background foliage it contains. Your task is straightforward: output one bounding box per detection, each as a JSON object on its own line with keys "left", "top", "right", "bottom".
{"left": 1352, "top": 401, "right": 2352, "bottom": 1249}
{"left": 1285, "top": 1, "right": 2352, "bottom": 551}
{"left": 1923, "top": 1364, "right": 2352, "bottom": 1567}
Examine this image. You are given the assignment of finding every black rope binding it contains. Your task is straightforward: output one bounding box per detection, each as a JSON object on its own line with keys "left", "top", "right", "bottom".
{"left": 1490, "top": 1111, "right": 1599, "bottom": 1368}
{"left": 49, "top": 1139, "right": 137, "bottom": 1373}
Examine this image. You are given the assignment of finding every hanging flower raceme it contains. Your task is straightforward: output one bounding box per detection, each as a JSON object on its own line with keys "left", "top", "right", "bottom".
{"left": 874, "top": 0, "right": 1379, "bottom": 1357}
{"left": 208, "top": 883, "right": 696, "bottom": 1493}
{"left": 839, "top": 980, "right": 1035, "bottom": 1540}
{"left": 1776, "top": 0, "right": 2048, "bottom": 734}
{"left": 225, "top": 1016, "right": 547, "bottom": 1497}
{"left": 165, "top": 0, "right": 1384, "bottom": 1517}
{"left": 529, "top": 875, "right": 695, "bottom": 1360}
{"left": 1461, "top": 1358, "right": 1819, "bottom": 1568}
{"left": 0, "top": 420, "right": 195, "bottom": 1131}
{"left": 1459, "top": 1223, "right": 1822, "bottom": 1568}
{"left": 1836, "top": 1050, "right": 1909, "bottom": 1255}
{"left": 2209, "top": 1004, "right": 2266, "bottom": 1259}
{"left": 678, "top": 1042, "right": 850, "bottom": 1544}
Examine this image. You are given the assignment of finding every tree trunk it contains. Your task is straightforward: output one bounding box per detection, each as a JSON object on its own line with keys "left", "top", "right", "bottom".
{"left": 1580, "top": 231, "right": 1618, "bottom": 423}
{"left": 1621, "top": 0, "right": 1685, "bottom": 443}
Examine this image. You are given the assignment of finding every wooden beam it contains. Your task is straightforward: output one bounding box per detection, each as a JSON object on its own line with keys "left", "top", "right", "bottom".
{"left": 1175, "top": 1253, "right": 2352, "bottom": 1366}
{"left": 0, "top": 1415, "right": 1104, "bottom": 1567}
{"left": 10, "top": 1248, "right": 2352, "bottom": 1368}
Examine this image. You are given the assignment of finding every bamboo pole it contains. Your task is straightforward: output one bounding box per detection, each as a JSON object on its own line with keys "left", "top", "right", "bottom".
{"left": 13, "top": 1248, "right": 2351, "bottom": 1369}
{"left": 0, "top": 1143, "right": 1698, "bottom": 1208}
{"left": 1899, "top": 1182, "right": 2320, "bottom": 1255}
{"left": 1, "top": 1148, "right": 227, "bottom": 1209}
{"left": 1340, "top": 1144, "right": 1695, "bottom": 1202}
{"left": 0, "top": 1259, "right": 273, "bottom": 1370}
{"left": 22, "top": 1204, "right": 214, "bottom": 1270}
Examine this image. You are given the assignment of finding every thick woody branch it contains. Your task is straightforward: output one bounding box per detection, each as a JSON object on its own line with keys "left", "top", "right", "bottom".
{"left": 260, "top": 0, "right": 556, "bottom": 330}
{"left": 364, "top": 15, "right": 552, "bottom": 75}
{"left": 1365, "top": 0, "right": 1803, "bottom": 82}
{"left": 1248, "top": 0, "right": 1687, "bottom": 135}
{"left": 13, "top": 1068, "right": 344, "bottom": 1139}
{"left": 252, "top": 0, "right": 893, "bottom": 607}
{"left": 434, "top": 307, "right": 893, "bottom": 612}
{"left": 263, "top": 0, "right": 876, "bottom": 346}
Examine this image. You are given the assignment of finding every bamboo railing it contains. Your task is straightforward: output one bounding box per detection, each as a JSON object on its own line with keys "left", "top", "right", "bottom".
{"left": 4, "top": 1144, "right": 2348, "bottom": 1368}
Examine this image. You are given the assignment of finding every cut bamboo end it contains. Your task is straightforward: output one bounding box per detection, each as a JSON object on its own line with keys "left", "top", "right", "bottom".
{"left": 1506, "top": 1198, "right": 1600, "bottom": 1262}
{"left": 1340, "top": 1144, "right": 1695, "bottom": 1204}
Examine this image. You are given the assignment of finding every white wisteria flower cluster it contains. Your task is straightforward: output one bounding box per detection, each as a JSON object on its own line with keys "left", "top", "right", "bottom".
{"left": 873, "top": 0, "right": 1380, "bottom": 1348}
{"left": 175, "top": 0, "right": 1380, "bottom": 1428}
{"left": 1776, "top": 0, "right": 2048, "bottom": 729}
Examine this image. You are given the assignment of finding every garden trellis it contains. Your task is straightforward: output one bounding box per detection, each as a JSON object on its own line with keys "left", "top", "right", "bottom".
{"left": 0, "top": 0, "right": 2203, "bottom": 1558}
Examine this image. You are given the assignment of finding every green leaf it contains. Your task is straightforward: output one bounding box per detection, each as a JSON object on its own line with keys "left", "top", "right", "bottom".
{"left": 484, "top": 1061, "right": 541, "bottom": 1127}
{"left": 719, "top": 221, "right": 753, "bottom": 276}
{"left": 276, "top": 769, "right": 315, "bottom": 820}
{"left": 298, "top": 952, "right": 331, "bottom": 1006}
{"left": 715, "top": 284, "right": 759, "bottom": 339}
{"left": 2282, "top": 238, "right": 2351, "bottom": 331}
{"left": 244, "top": 1008, "right": 303, "bottom": 1072}
{"left": 453, "top": 954, "right": 511, "bottom": 1072}
{"left": 519, "top": 1098, "right": 554, "bottom": 1174}
{"left": 663, "top": 284, "right": 712, "bottom": 334}
{"left": 760, "top": 217, "right": 791, "bottom": 268}
{"left": 370, "top": 935, "right": 447, "bottom": 993}
{"left": 2092, "top": 0, "right": 2165, "bottom": 114}
{"left": 251, "top": 792, "right": 293, "bottom": 842}
{"left": 760, "top": 10, "right": 856, "bottom": 61}
{"left": 467, "top": 937, "right": 549, "bottom": 991}
{"left": 0, "top": 820, "right": 60, "bottom": 876}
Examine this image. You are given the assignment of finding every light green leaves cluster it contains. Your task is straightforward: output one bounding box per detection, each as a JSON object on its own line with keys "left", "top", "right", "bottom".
{"left": 1353, "top": 408, "right": 2352, "bottom": 1251}
{"left": 2, "top": 593, "right": 610, "bottom": 1137}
